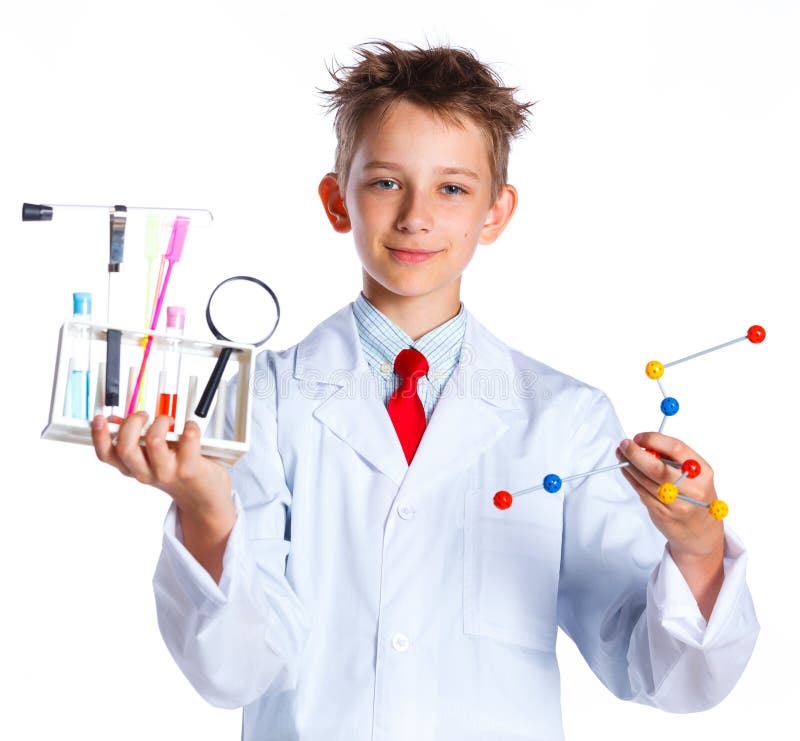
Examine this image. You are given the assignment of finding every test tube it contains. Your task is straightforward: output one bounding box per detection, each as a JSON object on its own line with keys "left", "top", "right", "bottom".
{"left": 66, "top": 292, "right": 92, "bottom": 420}
{"left": 156, "top": 307, "right": 185, "bottom": 432}
{"left": 184, "top": 375, "right": 199, "bottom": 426}
{"left": 22, "top": 203, "right": 213, "bottom": 227}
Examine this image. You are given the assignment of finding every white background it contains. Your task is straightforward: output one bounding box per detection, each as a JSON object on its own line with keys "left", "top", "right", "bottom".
{"left": 1, "top": 1, "right": 797, "bottom": 739}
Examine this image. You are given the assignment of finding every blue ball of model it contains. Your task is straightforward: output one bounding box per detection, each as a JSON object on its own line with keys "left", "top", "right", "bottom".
{"left": 660, "top": 397, "right": 680, "bottom": 416}
{"left": 543, "top": 473, "right": 562, "bottom": 494}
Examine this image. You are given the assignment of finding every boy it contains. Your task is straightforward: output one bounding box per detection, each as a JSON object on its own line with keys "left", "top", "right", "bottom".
{"left": 91, "top": 40, "right": 759, "bottom": 740}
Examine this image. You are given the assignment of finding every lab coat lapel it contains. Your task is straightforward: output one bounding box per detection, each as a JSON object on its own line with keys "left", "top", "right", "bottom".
{"left": 295, "top": 304, "right": 409, "bottom": 488}
{"left": 293, "top": 303, "right": 522, "bottom": 493}
{"left": 399, "top": 310, "right": 522, "bottom": 494}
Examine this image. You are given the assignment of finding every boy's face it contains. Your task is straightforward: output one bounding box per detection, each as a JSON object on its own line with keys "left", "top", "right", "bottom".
{"left": 319, "top": 99, "right": 516, "bottom": 312}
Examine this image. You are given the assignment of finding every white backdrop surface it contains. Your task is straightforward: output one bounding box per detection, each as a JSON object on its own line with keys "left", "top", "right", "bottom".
{"left": 0, "top": 1, "right": 797, "bottom": 739}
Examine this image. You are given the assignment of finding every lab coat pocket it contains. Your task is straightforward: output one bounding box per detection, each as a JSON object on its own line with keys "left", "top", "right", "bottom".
{"left": 463, "top": 486, "right": 563, "bottom": 652}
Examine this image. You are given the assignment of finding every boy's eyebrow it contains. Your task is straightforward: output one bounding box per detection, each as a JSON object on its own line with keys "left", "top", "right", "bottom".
{"left": 363, "top": 160, "right": 481, "bottom": 181}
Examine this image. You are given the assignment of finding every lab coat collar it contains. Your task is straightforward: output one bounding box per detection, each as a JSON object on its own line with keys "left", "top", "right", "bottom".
{"left": 294, "top": 302, "right": 523, "bottom": 491}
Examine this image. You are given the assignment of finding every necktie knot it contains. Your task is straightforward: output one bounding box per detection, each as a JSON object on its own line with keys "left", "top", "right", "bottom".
{"left": 394, "top": 347, "right": 428, "bottom": 383}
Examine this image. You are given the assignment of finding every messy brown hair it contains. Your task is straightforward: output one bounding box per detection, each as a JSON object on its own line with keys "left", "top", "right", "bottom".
{"left": 317, "top": 39, "right": 535, "bottom": 206}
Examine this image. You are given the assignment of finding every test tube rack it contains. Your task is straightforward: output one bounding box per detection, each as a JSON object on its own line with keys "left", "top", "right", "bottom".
{"left": 42, "top": 320, "right": 255, "bottom": 465}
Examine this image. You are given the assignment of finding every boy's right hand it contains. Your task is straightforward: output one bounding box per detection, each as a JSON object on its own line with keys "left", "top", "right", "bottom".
{"left": 91, "top": 412, "right": 235, "bottom": 539}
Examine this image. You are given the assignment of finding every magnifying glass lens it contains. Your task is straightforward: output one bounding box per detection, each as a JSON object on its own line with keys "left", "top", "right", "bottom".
{"left": 208, "top": 277, "right": 280, "bottom": 345}
{"left": 195, "top": 276, "right": 281, "bottom": 419}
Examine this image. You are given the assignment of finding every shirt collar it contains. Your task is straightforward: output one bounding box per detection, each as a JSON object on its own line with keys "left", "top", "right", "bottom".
{"left": 352, "top": 291, "right": 467, "bottom": 383}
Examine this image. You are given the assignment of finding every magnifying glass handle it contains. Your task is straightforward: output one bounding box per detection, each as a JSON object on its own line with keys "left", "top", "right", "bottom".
{"left": 195, "top": 347, "right": 233, "bottom": 419}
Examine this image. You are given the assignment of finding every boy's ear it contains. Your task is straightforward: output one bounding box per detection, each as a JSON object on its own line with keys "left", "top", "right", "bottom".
{"left": 478, "top": 184, "right": 518, "bottom": 245}
{"left": 318, "top": 173, "right": 351, "bottom": 233}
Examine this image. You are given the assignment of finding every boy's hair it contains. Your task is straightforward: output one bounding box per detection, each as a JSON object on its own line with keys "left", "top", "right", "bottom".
{"left": 317, "top": 39, "right": 535, "bottom": 206}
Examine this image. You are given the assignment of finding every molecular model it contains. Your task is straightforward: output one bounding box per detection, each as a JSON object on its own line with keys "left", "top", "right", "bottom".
{"left": 493, "top": 325, "right": 766, "bottom": 521}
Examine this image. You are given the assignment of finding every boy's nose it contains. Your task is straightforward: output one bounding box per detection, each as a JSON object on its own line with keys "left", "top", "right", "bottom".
{"left": 395, "top": 190, "right": 433, "bottom": 233}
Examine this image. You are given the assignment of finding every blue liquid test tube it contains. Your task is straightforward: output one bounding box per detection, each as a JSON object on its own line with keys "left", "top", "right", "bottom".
{"left": 66, "top": 292, "right": 92, "bottom": 420}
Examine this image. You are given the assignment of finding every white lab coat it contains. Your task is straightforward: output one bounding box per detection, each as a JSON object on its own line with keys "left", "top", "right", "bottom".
{"left": 153, "top": 301, "right": 759, "bottom": 741}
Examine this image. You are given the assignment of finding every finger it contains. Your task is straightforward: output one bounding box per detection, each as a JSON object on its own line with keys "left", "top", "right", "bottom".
{"left": 91, "top": 415, "right": 132, "bottom": 476}
{"left": 144, "top": 415, "right": 176, "bottom": 483}
{"left": 619, "top": 466, "right": 674, "bottom": 519}
{"left": 175, "top": 420, "right": 203, "bottom": 481}
{"left": 618, "top": 435, "right": 708, "bottom": 493}
{"left": 115, "top": 411, "right": 154, "bottom": 483}
{"left": 617, "top": 438, "right": 672, "bottom": 487}
{"left": 629, "top": 433, "right": 716, "bottom": 507}
{"left": 631, "top": 431, "right": 711, "bottom": 472}
{"left": 616, "top": 446, "right": 660, "bottom": 493}
{"left": 617, "top": 446, "right": 663, "bottom": 505}
{"left": 618, "top": 449, "right": 696, "bottom": 518}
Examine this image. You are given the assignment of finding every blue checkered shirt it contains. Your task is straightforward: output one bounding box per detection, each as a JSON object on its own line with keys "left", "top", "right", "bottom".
{"left": 352, "top": 291, "right": 467, "bottom": 424}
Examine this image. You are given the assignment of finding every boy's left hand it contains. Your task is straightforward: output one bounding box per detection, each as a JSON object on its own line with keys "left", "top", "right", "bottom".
{"left": 616, "top": 431, "right": 724, "bottom": 563}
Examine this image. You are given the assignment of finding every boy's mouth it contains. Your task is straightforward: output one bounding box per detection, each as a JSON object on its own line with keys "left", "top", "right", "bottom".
{"left": 386, "top": 245, "right": 442, "bottom": 263}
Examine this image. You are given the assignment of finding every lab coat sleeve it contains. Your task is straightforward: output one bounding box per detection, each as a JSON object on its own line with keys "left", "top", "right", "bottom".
{"left": 557, "top": 389, "right": 760, "bottom": 712}
{"left": 152, "top": 351, "right": 309, "bottom": 709}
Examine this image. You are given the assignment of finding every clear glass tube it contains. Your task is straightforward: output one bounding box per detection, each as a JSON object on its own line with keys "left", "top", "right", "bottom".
{"left": 66, "top": 292, "right": 92, "bottom": 420}
{"left": 22, "top": 202, "right": 213, "bottom": 227}
{"left": 156, "top": 307, "right": 185, "bottom": 432}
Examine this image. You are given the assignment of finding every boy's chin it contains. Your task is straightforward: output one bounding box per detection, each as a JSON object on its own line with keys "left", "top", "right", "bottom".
{"left": 364, "top": 274, "right": 459, "bottom": 303}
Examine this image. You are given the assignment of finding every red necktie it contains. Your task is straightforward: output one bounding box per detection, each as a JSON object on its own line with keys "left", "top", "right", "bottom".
{"left": 387, "top": 348, "right": 429, "bottom": 464}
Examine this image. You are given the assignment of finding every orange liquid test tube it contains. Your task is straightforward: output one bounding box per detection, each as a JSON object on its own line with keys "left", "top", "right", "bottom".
{"left": 155, "top": 306, "right": 185, "bottom": 432}
{"left": 157, "top": 393, "right": 178, "bottom": 430}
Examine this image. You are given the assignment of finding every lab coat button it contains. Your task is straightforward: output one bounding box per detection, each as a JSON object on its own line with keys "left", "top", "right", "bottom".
{"left": 392, "top": 633, "right": 410, "bottom": 652}
{"left": 397, "top": 504, "right": 415, "bottom": 520}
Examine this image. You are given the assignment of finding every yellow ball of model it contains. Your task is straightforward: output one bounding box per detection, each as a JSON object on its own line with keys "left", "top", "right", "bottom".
{"left": 657, "top": 482, "right": 678, "bottom": 504}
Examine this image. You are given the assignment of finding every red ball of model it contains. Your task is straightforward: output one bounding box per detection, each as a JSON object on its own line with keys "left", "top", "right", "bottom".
{"left": 747, "top": 325, "right": 766, "bottom": 343}
{"left": 493, "top": 490, "right": 513, "bottom": 510}
{"left": 645, "top": 448, "right": 662, "bottom": 458}
{"left": 681, "top": 459, "right": 701, "bottom": 479}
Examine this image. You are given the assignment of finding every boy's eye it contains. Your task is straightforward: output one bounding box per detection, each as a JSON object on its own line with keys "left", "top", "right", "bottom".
{"left": 370, "top": 179, "right": 466, "bottom": 196}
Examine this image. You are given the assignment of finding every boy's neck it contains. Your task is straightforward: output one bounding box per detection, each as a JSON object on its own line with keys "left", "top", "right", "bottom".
{"left": 361, "top": 279, "right": 462, "bottom": 342}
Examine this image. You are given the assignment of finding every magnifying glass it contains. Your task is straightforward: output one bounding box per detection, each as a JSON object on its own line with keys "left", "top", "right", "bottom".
{"left": 194, "top": 275, "right": 281, "bottom": 418}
